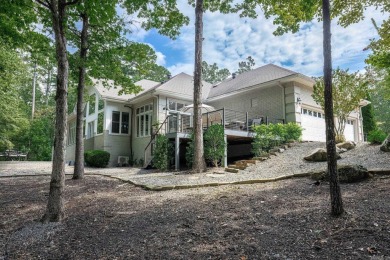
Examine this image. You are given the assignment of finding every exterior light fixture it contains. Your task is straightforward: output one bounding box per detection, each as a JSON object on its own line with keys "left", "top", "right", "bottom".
{"left": 297, "top": 97, "right": 302, "bottom": 105}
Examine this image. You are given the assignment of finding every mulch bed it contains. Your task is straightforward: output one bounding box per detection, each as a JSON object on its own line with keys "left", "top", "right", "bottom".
{"left": 1, "top": 175, "right": 389, "bottom": 259}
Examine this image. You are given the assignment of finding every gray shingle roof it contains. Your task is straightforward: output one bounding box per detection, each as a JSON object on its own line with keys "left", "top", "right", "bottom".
{"left": 207, "top": 64, "right": 312, "bottom": 99}
{"left": 94, "top": 79, "right": 160, "bottom": 101}
{"left": 129, "top": 73, "right": 213, "bottom": 101}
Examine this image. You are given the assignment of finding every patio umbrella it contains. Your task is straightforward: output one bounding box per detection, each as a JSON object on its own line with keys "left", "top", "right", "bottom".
{"left": 180, "top": 104, "right": 215, "bottom": 114}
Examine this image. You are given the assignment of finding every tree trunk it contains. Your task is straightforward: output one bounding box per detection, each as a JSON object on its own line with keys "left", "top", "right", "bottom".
{"left": 192, "top": 0, "right": 206, "bottom": 173}
{"left": 322, "top": 0, "right": 344, "bottom": 216}
{"left": 41, "top": 0, "right": 69, "bottom": 222}
{"left": 73, "top": 13, "right": 89, "bottom": 180}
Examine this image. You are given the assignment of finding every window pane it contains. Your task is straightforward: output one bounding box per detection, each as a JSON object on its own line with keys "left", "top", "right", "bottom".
{"left": 97, "top": 113, "right": 104, "bottom": 134}
{"left": 177, "top": 103, "right": 184, "bottom": 110}
{"left": 121, "top": 112, "right": 129, "bottom": 134}
{"left": 89, "top": 94, "right": 96, "bottom": 115}
{"left": 98, "top": 99, "right": 104, "bottom": 110}
{"left": 169, "top": 101, "right": 176, "bottom": 110}
{"left": 140, "top": 106, "right": 144, "bottom": 113}
{"left": 308, "top": 110, "right": 312, "bottom": 116}
{"left": 313, "top": 111, "right": 317, "bottom": 117}
{"left": 83, "top": 120, "right": 86, "bottom": 137}
{"left": 145, "top": 114, "right": 149, "bottom": 136}
{"left": 137, "top": 116, "right": 140, "bottom": 137}
{"left": 303, "top": 109, "right": 307, "bottom": 115}
{"left": 112, "top": 111, "right": 120, "bottom": 133}
{"left": 140, "top": 115, "right": 144, "bottom": 136}
{"left": 136, "top": 108, "right": 140, "bottom": 114}
{"left": 318, "top": 113, "right": 322, "bottom": 118}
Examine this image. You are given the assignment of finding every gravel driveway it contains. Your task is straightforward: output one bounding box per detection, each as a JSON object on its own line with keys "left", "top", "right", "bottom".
{"left": 0, "top": 142, "right": 389, "bottom": 189}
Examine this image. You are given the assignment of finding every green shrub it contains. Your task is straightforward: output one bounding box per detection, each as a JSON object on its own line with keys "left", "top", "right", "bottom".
{"left": 204, "top": 124, "right": 225, "bottom": 167}
{"left": 185, "top": 133, "right": 195, "bottom": 168}
{"left": 252, "top": 124, "right": 274, "bottom": 156}
{"left": 252, "top": 123, "right": 302, "bottom": 156}
{"left": 335, "top": 134, "right": 346, "bottom": 144}
{"left": 268, "top": 123, "right": 286, "bottom": 147}
{"left": 284, "top": 122, "right": 303, "bottom": 142}
{"left": 153, "top": 135, "right": 174, "bottom": 171}
{"left": 368, "top": 129, "right": 387, "bottom": 144}
{"left": 84, "top": 150, "right": 110, "bottom": 167}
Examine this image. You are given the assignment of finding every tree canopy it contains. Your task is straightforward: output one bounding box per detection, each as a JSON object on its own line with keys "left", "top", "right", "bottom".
{"left": 313, "top": 69, "right": 369, "bottom": 140}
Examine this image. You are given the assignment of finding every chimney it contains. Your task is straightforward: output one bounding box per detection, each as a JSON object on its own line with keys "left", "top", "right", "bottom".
{"left": 232, "top": 73, "right": 236, "bottom": 79}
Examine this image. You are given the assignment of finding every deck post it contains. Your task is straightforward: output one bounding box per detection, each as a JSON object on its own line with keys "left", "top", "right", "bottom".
{"left": 175, "top": 135, "right": 180, "bottom": 170}
{"left": 223, "top": 133, "right": 227, "bottom": 167}
{"left": 246, "top": 112, "right": 248, "bottom": 131}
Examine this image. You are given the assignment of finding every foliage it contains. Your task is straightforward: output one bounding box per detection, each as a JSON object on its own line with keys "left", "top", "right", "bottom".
{"left": 252, "top": 125, "right": 273, "bottom": 156}
{"left": 17, "top": 108, "right": 55, "bottom": 161}
{"left": 204, "top": 124, "right": 225, "bottom": 167}
{"left": 313, "top": 68, "right": 369, "bottom": 140}
{"left": 0, "top": 43, "right": 29, "bottom": 150}
{"left": 252, "top": 123, "right": 302, "bottom": 156}
{"left": 153, "top": 135, "right": 174, "bottom": 171}
{"left": 185, "top": 133, "right": 195, "bottom": 168}
{"left": 84, "top": 150, "right": 110, "bottom": 167}
{"left": 236, "top": 56, "right": 255, "bottom": 74}
{"left": 284, "top": 123, "right": 303, "bottom": 142}
{"left": 361, "top": 95, "right": 377, "bottom": 135}
{"left": 131, "top": 64, "right": 171, "bottom": 83}
{"left": 367, "top": 129, "right": 387, "bottom": 144}
{"left": 202, "top": 61, "right": 230, "bottom": 84}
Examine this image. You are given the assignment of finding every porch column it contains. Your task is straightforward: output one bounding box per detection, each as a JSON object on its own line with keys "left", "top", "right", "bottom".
{"left": 223, "top": 134, "right": 227, "bottom": 167}
{"left": 175, "top": 135, "right": 180, "bottom": 170}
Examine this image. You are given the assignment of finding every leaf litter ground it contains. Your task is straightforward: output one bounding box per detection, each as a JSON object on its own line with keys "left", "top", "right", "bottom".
{"left": 0, "top": 175, "right": 389, "bottom": 259}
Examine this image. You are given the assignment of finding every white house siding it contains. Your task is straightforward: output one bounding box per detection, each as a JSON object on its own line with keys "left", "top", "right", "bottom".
{"left": 131, "top": 98, "right": 155, "bottom": 163}
{"left": 207, "top": 85, "right": 284, "bottom": 122}
{"left": 102, "top": 132, "right": 131, "bottom": 166}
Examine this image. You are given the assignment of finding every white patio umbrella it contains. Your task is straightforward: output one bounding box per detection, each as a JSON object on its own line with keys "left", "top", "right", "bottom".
{"left": 180, "top": 104, "right": 215, "bottom": 114}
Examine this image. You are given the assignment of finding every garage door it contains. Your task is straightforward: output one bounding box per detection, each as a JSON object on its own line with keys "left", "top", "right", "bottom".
{"left": 301, "top": 108, "right": 326, "bottom": 142}
{"left": 344, "top": 120, "right": 355, "bottom": 141}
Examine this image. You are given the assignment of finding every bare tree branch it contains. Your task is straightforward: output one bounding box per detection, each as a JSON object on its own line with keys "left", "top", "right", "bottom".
{"left": 35, "top": 0, "right": 51, "bottom": 9}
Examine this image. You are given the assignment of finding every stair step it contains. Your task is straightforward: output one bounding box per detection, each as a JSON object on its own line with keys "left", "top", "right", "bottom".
{"left": 225, "top": 168, "right": 239, "bottom": 173}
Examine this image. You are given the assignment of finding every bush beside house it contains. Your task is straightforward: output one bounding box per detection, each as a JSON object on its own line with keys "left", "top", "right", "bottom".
{"left": 252, "top": 123, "right": 302, "bottom": 156}
{"left": 84, "top": 150, "right": 110, "bottom": 167}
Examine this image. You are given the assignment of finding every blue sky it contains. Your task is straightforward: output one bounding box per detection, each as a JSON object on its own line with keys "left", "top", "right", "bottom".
{"left": 128, "top": 2, "right": 387, "bottom": 78}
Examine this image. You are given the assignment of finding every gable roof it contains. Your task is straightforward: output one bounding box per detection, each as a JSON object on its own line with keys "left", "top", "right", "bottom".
{"left": 93, "top": 78, "right": 160, "bottom": 102}
{"left": 207, "top": 64, "right": 314, "bottom": 99}
{"left": 129, "top": 72, "right": 213, "bottom": 102}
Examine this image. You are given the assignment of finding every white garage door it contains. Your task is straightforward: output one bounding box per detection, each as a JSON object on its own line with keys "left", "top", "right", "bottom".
{"left": 301, "top": 108, "right": 326, "bottom": 142}
{"left": 344, "top": 120, "right": 355, "bottom": 141}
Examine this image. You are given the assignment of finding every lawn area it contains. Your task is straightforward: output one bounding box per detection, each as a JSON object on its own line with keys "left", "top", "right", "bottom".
{"left": 1, "top": 175, "right": 389, "bottom": 259}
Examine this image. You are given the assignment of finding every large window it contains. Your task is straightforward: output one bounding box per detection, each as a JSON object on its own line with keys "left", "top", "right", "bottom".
{"left": 168, "top": 100, "right": 186, "bottom": 111}
{"left": 136, "top": 104, "right": 153, "bottom": 137}
{"left": 68, "top": 121, "right": 76, "bottom": 145}
{"left": 89, "top": 94, "right": 96, "bottom": 115}
{"left": 111, "top": 111, "right": 130, "bottom": 134}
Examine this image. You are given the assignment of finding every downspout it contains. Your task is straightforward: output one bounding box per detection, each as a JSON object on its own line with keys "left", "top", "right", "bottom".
{"left": 277, "top": 82, "right": 286, "bottom": 122}
{"left": 124, "top": 104, "right": 133, "bottom": 161}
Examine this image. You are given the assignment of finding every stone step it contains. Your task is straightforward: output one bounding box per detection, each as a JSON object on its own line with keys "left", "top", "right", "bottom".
{"left": 228, "top": 165, "right": 247, "bottom": 170}
{"left": 241, "top": 160, "right": 256, "bottom": 164}
{"left": 225, "top": 168, "right": 239, "bottom": 173}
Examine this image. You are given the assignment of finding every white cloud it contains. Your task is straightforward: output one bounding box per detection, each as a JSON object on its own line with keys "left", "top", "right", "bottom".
{"left": 165, "top": 3, "right": 386, "bottom": 77}
{"left": 155, "top": 51, "right": 166, "bottom": 66}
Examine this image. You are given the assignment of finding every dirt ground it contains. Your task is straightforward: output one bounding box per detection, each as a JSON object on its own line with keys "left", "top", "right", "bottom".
{"left": 1, "top": 175, "right": 389, "bottom": 259}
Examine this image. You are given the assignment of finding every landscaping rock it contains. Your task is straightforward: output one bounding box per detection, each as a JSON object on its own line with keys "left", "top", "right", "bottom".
{"left": 310, "top": 164, "right": 369, "bottom": 183}
{"left": 225, "top": 168, "right": 239, "bottom": 173}
{"left": 336, "top": 141, "right": 356, "bottom": 150}
{"left": 278, "top": 148, "right": 285, "bottom": 153}
{"left": 336, "top": 147, "right": 347, "bottom": 154}
{"left": 304, "top": 148, "right": 341, "bottom": 162}
{"left": 380, "top": 134, "right": 390, "bottom": 152}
